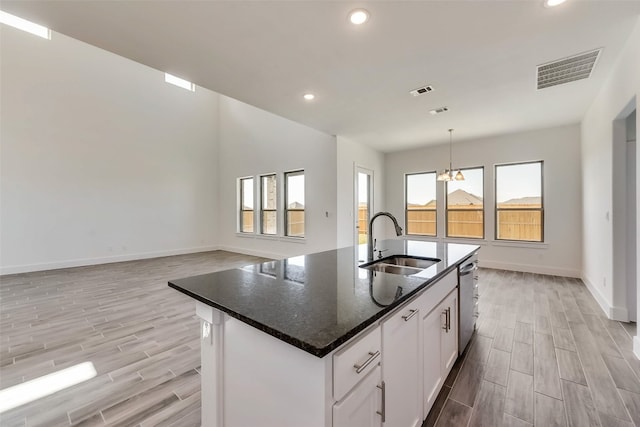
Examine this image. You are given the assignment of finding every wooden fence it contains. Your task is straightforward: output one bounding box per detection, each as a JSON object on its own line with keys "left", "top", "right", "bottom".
{"left": 241, "top": 210, "right": 305, "bottom": 237}
{"left": 403, "top": 204, "right": 542, "bottom": 241}
{"left": 496, "top": 204, "right": 542, "bottom": 241}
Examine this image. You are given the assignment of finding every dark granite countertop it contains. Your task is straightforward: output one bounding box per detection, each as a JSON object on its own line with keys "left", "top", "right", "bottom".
{"left": 168, "top": 239, "right": 479, "bottom": 358}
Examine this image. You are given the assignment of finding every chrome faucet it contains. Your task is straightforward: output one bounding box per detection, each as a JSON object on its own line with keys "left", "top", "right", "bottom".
{"left": 367, "top": 212, "right": 403, "bottom": 261}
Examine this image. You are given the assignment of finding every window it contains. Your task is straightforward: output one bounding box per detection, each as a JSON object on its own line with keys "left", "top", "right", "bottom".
{"left": 285, "top": 170, "right": 305, "bottom": 237}
{"left": 239, "top": 177, "right": 254, "bottom": 233}
{"left": 260, "top": 174, "right": 277, "bottom": 235}
{"left": 446, "top": 167, "right": 484, "bottom": 239}
{"left": 405, "top": 172, "right": 437, "bottom": 236}
{"left": 495, "top": 161, "right": 544, "bottom": 242}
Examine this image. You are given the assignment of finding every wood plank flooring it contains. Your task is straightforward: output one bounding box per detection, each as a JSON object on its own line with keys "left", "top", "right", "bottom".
{"left": 425, "top": 268, "right": 640, "bottom": 427}
{"left": 0, "top": 251, "right": 268, "bottom": 427}
{"left": 2, "top": 256, "right": 639, "bottom": 426}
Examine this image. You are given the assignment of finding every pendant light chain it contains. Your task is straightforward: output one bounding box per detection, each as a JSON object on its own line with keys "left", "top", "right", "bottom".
{"left": 437, "top": 128, "right": 464, "bottom": 181}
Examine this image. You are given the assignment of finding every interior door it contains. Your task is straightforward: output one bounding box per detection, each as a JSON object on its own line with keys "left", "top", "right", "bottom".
{"left": 355, "top": 167, "right": 374, "bottom": 248}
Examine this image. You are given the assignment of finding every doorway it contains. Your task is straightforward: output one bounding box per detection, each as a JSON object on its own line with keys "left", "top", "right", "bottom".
{"left": 626, "top": 110, "right": 637, "bottom": 321}
{"left": 613, "top": 105, "right": 637, "bottom": 322}
{"left": 355, "top": 167, "right": 374, "bottom": 247}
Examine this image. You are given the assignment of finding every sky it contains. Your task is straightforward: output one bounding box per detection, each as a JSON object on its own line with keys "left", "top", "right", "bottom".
{"left": 405, "top": 163, "right": 541, "bottom": 205}
{"left": 495, "top": 163, "right": 542, "bottom": 203}
{"left": 243, "top": 174, "right": 305, "bottom": 207}
{"left": 287, "top": 173, "right": 305, "bottom": 206}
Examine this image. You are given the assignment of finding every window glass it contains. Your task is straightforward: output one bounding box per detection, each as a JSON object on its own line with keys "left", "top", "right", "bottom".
{"left": 496, "top": 162, "right": 543, "bottom": 242}
{"left": 446, "top": 167, "right": 484, "bottom": 239}
{"left": 285, "top": 171, "right": 305, "bottom": 237}
{"left": 240, "top": 177, "right": 254, "bottom": 233}
{"left": 261, "top": 174, "right": 277, "bottom": 235}
{"left": 405, "top": 172, "right": 437, "bottom": 236}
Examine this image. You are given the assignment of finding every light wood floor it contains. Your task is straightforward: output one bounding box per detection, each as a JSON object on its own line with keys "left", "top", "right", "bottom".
{"left": 0, "top": 251, "right": 267, "bottom": 427}
{"left": 1, "top": 254, "right": 639, "bottom": 426}
{"left": 425, "top": 268, "right": 640, "bottom": 427}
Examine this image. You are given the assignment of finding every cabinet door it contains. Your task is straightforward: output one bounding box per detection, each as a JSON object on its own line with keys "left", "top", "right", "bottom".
{"left": 333, "top": 365, "right": 382, "bottom": 427}
{"left": 441, "top": 290, "right": 458, "bottom": 374}
{"left": 382, "top": 306, "right": 421, "bottom": 427}
{"left": 422, "top": 305, "right": 445, "bottom": 416}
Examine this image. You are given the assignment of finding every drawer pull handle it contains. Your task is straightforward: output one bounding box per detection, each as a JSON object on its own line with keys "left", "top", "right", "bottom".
{"left": 376, "top": 381, "right": 386, "bottom": 422}
{"left": 402, "top": 309, "right": 418, "bottom": 322}
{"left": 354, "top": 351, "right": 380, "bottom": 374}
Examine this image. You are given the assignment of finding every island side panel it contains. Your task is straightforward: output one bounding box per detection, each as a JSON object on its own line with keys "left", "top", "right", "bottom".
{"left": 197, "top": 302, "right": 225, "bottom": 426}
{"left": 223, "top": 316, "right": 332, "bottom": 427}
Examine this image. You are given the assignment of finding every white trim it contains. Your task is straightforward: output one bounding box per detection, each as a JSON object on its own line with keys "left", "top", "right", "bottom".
{"left": 491, "top": 241, "right": 548, "bottom": 249}
{"left": 279, "top": 236, "right": 307, "bottom": 244}
{"left": 633, "top": 336, "right": 640, "bottom": 360}
{"left": 217, "top": 245, "right": 282, "bottom": 260}
{"left": 610, "top": 305, "right": 629, "bottom": 322}
{"left": 480, "top": 259, "right": 580, "bottom": 278}
{"left": 0, "top": 245, "right": 219, "bottom": 276}
{"left": 581, "top": 275, "right": 615, "bottom": 318}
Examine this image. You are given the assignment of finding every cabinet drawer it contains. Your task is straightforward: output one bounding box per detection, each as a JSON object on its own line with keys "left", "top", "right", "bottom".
{"left": 414, "top": 269, "right": 457, "bottom": 316}
{"left": 333, "top": 325, "right": 381, "bottom": 402}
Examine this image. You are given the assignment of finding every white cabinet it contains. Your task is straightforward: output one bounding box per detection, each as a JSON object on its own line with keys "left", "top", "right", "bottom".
{"left": 441, "top": 290, "right": 458, "bottom": 373}
{"left": 381, "top": 305, "right": 421, "bottom": 427}
{"left": 333, "top": 365, "right": 382, "bottom": 427}
{"left": 422, "top": 302, "right": 445, "bottom": 413}
{"left": 422, "top": 288, "right": 458, "bottom": 417}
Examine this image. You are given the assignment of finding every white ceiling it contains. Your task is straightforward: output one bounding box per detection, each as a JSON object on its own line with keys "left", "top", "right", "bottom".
{"left": 2, "top": 1, "right": 640, "bottom": 152}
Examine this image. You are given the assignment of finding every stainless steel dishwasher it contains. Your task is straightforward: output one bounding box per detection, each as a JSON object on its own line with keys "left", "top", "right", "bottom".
{"left": 458, "top": 253, "right": 478, "bottom": 354}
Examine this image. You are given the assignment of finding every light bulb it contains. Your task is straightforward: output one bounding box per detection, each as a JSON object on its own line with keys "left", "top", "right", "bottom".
{"left": 349, "top": 9, "right": 370, "bottom": 25}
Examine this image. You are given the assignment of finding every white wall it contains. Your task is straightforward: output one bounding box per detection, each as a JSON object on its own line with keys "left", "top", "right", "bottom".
{"left": 217, "top": 95, "right": 337, "bottom": 259}
{"left": 336, "top": 136, "right": 385, "bottom": 248}
{"left": 0, "top": 27, "right": 220, "bottom": 274}
{"left": 581, "top": 17, "right": 640, "bottom": 323}
{"left": 385, "top": 124, "right": 582, "bottom": 277}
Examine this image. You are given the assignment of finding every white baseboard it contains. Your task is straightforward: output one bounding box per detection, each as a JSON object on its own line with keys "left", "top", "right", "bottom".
{"left": 0, "top": 245, "right": 220, "bottom": 276}
{"left": 216, "top": 245, "right": 283, "bottom": 260}
{"left": 634, "top": 336, "right": 640, "bottom": 360}
{"left": 610, "top": 305, "right": 630, "bottom": 322}
{"left": 479, "top": 260, "right": 581, "bottom": 278}
{"left": 580, "top": 275, "right": 629, "bottom": 320}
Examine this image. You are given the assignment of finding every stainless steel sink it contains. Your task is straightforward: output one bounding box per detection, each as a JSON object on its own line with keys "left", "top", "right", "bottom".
{"left": 360, "top": 255, "right": 441, "bottom": 276}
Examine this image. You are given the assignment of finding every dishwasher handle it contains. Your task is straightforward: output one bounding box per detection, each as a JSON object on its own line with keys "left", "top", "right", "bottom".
{"left": 459, "top": 263, "right": 478, "bottom": 276}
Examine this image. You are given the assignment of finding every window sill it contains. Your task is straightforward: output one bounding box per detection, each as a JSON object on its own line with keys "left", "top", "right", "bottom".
{"left": 280, "top": 236, "right": 306, "bottom": 244}
{"left": 236, "top": 232, "right": 256, "bottom": 238}
{"left": 443, "top": 237, "right": 489, "bottom": 246}
{"left": 402, "top": 235, "right": 489, "bottom": 246}
{"left": 491, "top": 240, "right": 548, "bottom": 249}
{"left": 234, "top": 232, "right": 306, "bottom": 244}
{"left": 254, "top": 234, "right": 280, "bottom": 241}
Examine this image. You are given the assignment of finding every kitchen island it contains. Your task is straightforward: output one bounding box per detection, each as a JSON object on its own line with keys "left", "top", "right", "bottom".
{"left": 169, "top": 239, "right": 479, "bottom": 427}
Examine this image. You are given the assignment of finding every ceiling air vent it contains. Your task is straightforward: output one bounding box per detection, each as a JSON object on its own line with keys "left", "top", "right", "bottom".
{"left": 429, "top": 106, "right": 449, "bottom": 115}
{"left": 537, "top": 48, "right": 601, "bottom": 90}
{"left": 410, "top": 85, "right": 434, "bottom": 96}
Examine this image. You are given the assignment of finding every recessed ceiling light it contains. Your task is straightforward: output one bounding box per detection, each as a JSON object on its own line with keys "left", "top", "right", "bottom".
{"left": 164, "top": 73, "right": 195, "bottom": 92}
{"left": 349, "top": 9, "right": 370, "bottom": 25}
{"left": 303, "top": 93, "right": 315, "bottom": 101}
{"left": 0, "top": 10, "right": 51, "bottom": 39}
{"left": 543, "top": 0, "right": 567, "bottom": 7}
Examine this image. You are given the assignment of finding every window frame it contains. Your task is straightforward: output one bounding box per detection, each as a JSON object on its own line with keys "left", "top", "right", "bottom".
{"left": 494, "top": 160, "right": 545, "bottom": 243}
{"left": 238, "top": 176, "right": 255, "bottom": 234}
{"left": 259, "top": 173, "right": 278, "bottom": 236}
{"left": 404, "top": 171, "right": 437, "bottom": 237}
{"left": 445, "top": 166, "right": 485, "bottom": 239}
{"left": 284, "top": 170, "right": 305, "bottom": 238}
